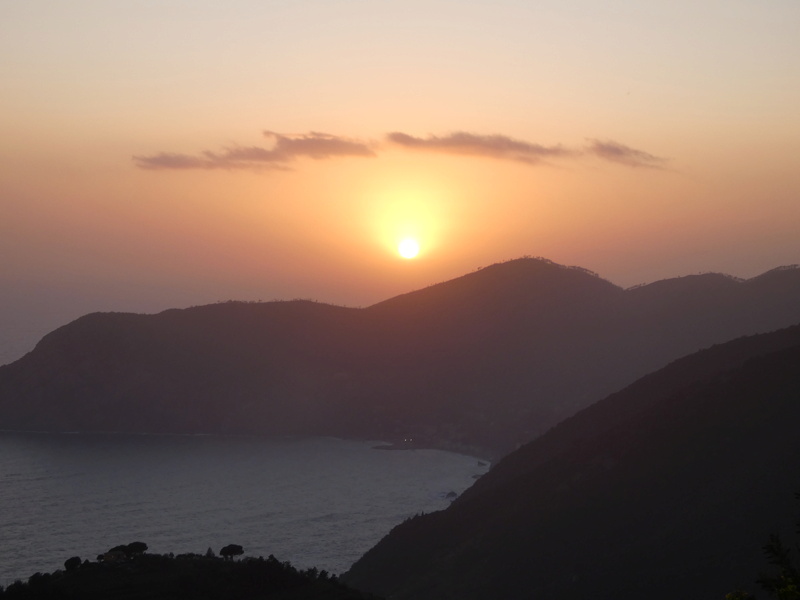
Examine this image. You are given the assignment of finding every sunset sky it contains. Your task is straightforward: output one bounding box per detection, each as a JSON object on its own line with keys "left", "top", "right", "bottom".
{"left": 2, "top": 1, "right": 799, "bottom": 363}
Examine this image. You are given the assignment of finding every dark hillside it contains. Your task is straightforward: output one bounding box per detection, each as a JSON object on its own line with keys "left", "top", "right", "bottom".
{"left": 1, "top": 258, "right": 799, "bottom": 456}
{"left": 366, "top": 259, "right": 621, "bottom": 319}
{"left": 342, "top": 324, "right": 800, "bottom": 600}
{"left": 0, "top": 301, "right": 366, "bottom": 436}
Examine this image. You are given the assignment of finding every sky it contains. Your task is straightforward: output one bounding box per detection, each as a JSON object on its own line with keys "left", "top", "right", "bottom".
{"left": 2, "top": 0, "right": 800, "bottom": 364}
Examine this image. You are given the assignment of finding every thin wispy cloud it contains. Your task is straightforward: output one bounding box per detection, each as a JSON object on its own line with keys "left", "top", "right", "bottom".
{"left": 135, "top": 129, "right": 666, "bottom": 172}
{"left": 263, "top": 131, "right": 376, "bottom": 159}
{"left": 387, "top": 131, "right": 571, "bottom": 164}
{"left": 585, "top": 139, "right": 667, "bottom": 169}
{"left": 134, "top": 152, "right": 222, "bottom": 170}
{"left": 134, "top": 131, "right": 376, "bottom": 170}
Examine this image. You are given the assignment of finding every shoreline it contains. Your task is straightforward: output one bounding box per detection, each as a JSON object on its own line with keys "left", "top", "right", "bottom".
{"left": 0, "top": 429, "right": 498, "bottom": 462}
{"left": 370, "top": 437, "right": 495, "bottom": 464}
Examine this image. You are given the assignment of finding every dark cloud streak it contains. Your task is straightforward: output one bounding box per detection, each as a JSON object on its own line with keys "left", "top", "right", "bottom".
{"left": 387, "top": 131, "right": 571, "bottom": 164}
{"left": 134, "top": 152, "right": 221, "bottom": 170}
{"left": 135, "top": 129, "right": 666, "bottom": 172}
{"left": 585, "top": 139, "right": 667, "bottom": 169}
{"left": 134, "top": 131, "right": 375, "bottom": 171}
{"left": 264, "top": 131, "right": 376, "bottom": 159}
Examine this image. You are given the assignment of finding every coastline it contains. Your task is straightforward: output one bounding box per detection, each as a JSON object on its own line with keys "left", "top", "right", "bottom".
{"left": 0, "top": 428, "right": 497, "bottom": 463}
{"left": 370, "top": 436, "right": 495, "bottom": 464}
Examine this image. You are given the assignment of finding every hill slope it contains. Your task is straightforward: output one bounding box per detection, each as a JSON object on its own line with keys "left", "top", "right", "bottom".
{"left": 1, "top": 258, "right": 799, "bottom": 456}
{"left": 342, "top": 324, "right": 800, "bottom": 599}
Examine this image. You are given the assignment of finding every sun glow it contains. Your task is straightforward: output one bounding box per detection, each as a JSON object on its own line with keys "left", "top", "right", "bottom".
{"left": 398, "top": 238, "right": 420, "bottom": 259}
{"left": 362, "top": 175, "right": 453, "bottom": 261}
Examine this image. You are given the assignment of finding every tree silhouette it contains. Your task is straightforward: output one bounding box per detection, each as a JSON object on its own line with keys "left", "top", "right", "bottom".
{"left": 219, "top": 544, "right": 244, "bottom": 560}
{"left": 108, "top": 542, "right": 148, "bottom": 558}
{"left": 126, "top": 542, "right": 148, "bottom": 556}
{"left": 758, "top": 532, "right": 800, "bottom": 599}
{"left": 729, "top": 493, "right": 800, "bottom": 599}
{"left": 64, "top": 556, "right": 81, "bottom": 572}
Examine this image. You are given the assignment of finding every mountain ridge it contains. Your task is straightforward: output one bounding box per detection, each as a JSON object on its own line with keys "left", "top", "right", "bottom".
{"left": 1, "top": 257, "right": 799, "bottom": 456}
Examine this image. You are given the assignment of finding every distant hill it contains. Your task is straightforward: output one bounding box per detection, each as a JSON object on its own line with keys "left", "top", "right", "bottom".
{"left": 1, "top": 258, "right": 799, "bottom": 456}
{"left": 342, "top": 324, "right": 800, "bottom": 599}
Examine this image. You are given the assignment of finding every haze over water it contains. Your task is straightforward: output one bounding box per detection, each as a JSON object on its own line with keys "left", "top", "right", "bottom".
{"left": 0, "top": 433, "right": 487, "bottom": 585}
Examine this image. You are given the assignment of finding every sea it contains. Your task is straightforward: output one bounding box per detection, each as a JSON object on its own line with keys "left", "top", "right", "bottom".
{"left": 0, "top": 432, "right": 488, "bottom": 586}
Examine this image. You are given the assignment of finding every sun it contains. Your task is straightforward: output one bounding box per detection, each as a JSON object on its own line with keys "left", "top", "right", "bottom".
{"left": 398, "top": 238, "right": 420, "bottom": 259}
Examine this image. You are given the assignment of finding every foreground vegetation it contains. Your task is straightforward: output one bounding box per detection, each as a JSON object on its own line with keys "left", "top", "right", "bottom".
{"left": 727, "top": 493, "right": 800, "bottom": 600}
{"left": 0, "top": 543, "right": 380, "bottom": 600}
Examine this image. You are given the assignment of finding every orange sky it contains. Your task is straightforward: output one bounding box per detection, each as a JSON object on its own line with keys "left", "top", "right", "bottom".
{"left": 2, "top": 1, "right": 800, "bottom": 363}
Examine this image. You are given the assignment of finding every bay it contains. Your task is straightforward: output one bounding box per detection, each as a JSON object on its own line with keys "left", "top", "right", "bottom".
{"left": 0, "top": 432, "right": 487, "bottom": 585}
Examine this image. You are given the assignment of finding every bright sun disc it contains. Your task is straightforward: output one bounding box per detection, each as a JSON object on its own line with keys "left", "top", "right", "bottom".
{"left": 398, "top": 238, "right": 420, "bottom": 259}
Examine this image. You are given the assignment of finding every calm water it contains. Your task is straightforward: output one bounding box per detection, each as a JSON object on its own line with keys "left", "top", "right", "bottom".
{"left": 0, "top": 432, "right": 487, "bottom": 585}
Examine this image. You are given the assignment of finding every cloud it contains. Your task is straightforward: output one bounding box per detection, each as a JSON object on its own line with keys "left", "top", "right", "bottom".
{"left": 134, "top": 152, "right": 222, "bottom": 170}
{"left": 134, "top": 131, "right": 375, "bottom": 170}
{"left": 585, "top": 139, "right": 667, "bottom": 169}
{"left": 135, "top": 129, "right": 666, "bottom": 172}
{"left": 264, "top": 131, "right": 376, "bottom": 159}
{"left": 387, "top": 131, "right": 571, "bottom": 164}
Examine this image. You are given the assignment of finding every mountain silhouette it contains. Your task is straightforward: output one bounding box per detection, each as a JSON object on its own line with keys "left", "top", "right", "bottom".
{"left": 1, "top": 258, "right": 799, "bottom": 456}
{"left": 342, "top": 324, "right": 800, "bottom": 599}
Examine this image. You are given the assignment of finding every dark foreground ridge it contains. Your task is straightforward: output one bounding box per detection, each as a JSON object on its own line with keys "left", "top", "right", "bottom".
{"left": 2, "top": 258, "right": 799, "bottom": 457}
{"left": 0, "top": 543, "right": 380, "bottom": 600}
{"left": 342, "top": 324, "right": 800, "bottom": 600}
